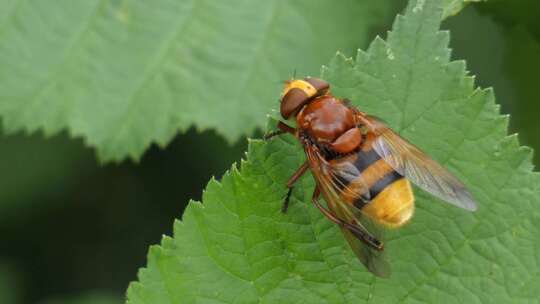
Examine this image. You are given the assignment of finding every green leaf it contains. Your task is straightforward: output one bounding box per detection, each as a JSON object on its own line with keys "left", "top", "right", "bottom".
{"left": 0, "top": 0, "right": 400, "bottom": 162}
{"left": 127, "top": 0, "right": 540, "bottom": 302}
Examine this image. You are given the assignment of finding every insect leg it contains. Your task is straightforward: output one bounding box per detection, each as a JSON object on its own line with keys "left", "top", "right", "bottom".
{"left": 282, "top": 161, "right": 309, "bottom": 213}
{"left": 264, "top": 121, "right": 296, "bottom": 140}
{"left": 311, "top": 187, "right": 383, "bottom": 251}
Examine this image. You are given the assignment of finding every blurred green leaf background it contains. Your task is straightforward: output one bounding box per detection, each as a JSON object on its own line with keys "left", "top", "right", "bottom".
{"left": 0, "top": 0, "right": 539, "bottom": 303}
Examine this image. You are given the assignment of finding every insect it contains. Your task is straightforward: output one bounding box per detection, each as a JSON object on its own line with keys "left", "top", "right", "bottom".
{"left": 265, "top": 77, "right": 477, "bottom": 277}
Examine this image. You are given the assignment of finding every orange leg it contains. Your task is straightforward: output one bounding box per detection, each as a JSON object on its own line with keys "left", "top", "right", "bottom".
{"left": 282, "top": 161, "right": 309, "bottom": 213}
{"left": 311, "top": 187, "right": 383, "bottom": 251}
{"left": 264, "top": 121, "right": 296, "bottom": 140}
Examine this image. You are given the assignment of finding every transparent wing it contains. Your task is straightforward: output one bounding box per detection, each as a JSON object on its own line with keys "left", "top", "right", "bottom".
{"left": 328, "top": 154, "right": 371, "bottom": 202}
{"left": 339, "top": 197, "right": 390, "bottom": 277}
{"left": 359, "top": 114, "right": 477, "bottom": 211}
{"left": 304, "top": 145, "right": 390, "bottom": 277}
{"left": 341, "top": 226, "right": 390, "bottom": 277}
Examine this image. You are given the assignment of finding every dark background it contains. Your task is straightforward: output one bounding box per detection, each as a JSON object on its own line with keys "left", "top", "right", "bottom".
{"left": 1, "top": 1, "right": 539, "bottom": 303}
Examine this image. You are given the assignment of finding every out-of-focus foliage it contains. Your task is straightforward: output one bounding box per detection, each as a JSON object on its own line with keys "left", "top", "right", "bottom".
{"left": 0, "top": 0, "right": 400, "bottom": 162}
{"left": 441, "top": 0, "right": 485, "bottom": 18}
{"left": 445, "top": 0, "right": 540, "bottom": 166}
{"left": 477, "top": 0, "right": 540, "bottom": 40}
{"left": 0, "top": 262, "right": 22, "bottom": 304}
{"left": 0, "top": 130, "right": 95, "bottom": 220}
{"left": 38, "top": 291, "right": 122, "bottom": 304}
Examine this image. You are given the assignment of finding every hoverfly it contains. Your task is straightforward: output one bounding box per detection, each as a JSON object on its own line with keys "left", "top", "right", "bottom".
{"left": 265, "top": 77, "right": 477, "bottom": 277}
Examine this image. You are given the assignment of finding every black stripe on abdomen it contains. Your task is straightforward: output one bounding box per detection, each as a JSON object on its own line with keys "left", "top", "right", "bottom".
{"left": 370, "top": 171, "right": 404, "bottom": 197}
{"left": 353, "top": 149, "right": 381, "bottom": 173}
{"left": 332, "top": 149, "right": 381, "bottom": 191}
{"left": 353, "top": 170, "right": 404, "bottom": 209}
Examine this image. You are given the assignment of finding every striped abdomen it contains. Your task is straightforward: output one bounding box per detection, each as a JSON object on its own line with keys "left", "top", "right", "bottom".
{"left": 330, "top": 135, "right": 415, "bottom": 228}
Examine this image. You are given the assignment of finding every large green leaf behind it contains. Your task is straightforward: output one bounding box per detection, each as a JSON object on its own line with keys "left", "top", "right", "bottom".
{"left": 0, "top": 0, "right": 400, "bottom": 161}
{"left": 127, "top": 0, "right": 540, "bottom": 302}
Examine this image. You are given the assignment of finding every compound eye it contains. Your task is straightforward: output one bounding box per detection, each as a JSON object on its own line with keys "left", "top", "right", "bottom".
{"left": 280, "top": 88, "right": 309, "bottom": 119}
{"left": 305, "top": 77, "right": 330, "bottom": 95}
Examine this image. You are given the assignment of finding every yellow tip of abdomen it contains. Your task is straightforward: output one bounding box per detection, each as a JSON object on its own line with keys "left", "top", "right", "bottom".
{"left": 362, "top": 179, "right": 415, "bottom": 228}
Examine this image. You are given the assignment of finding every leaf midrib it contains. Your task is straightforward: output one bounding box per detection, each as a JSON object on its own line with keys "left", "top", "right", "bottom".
{"left": 107, "top": 0, "right": 198, "bottom": 151}
{"left": 12, "top": 0, "right": 103, "bottom": 131}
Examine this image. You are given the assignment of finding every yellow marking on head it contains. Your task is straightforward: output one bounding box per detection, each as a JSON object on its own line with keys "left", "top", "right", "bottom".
{"left": 283, "top": 80, "right": 317, "bottom": 97}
